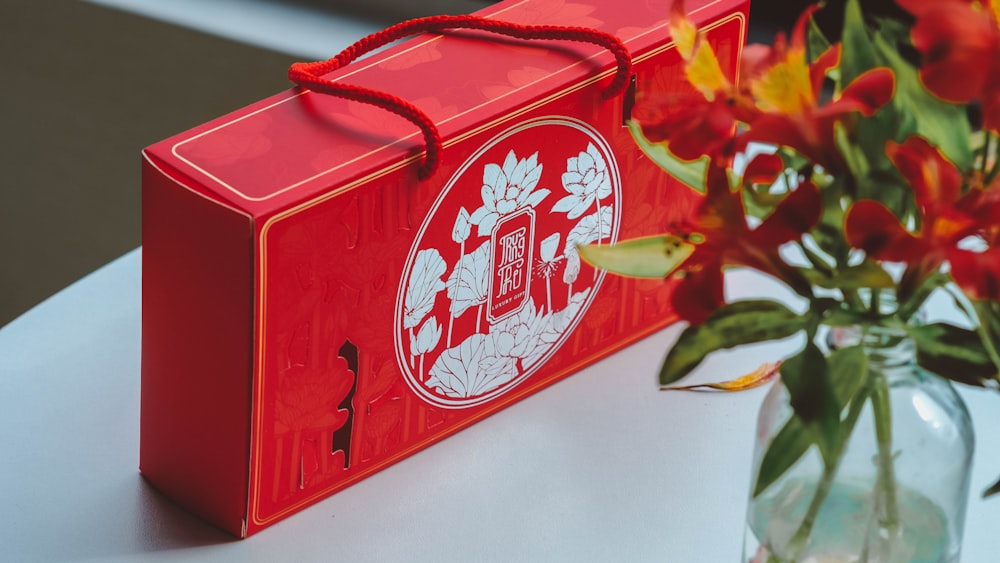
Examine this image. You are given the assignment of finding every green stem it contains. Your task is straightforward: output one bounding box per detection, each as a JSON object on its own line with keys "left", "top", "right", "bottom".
{"left": 870, "top": 289, "right": 883, "bottom": 317}
{"left": 871, "top": 371, "right": 901, "bottom": 534}
{"left": 945, "top": 284, "right": 1000, "bottom": 371}
{"left": 980, "top": 132, "right": 993, "bottom": 176}
{"left": 786, "top": 385, "right": 870, "bottom": 560}
{"left": 796, "top": 240, "right": 834, "bottom": 278}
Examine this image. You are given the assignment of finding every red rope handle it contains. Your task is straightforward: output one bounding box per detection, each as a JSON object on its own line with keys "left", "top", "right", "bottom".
{"left": 288, "top": 14, "right": 633, "bottom": 180}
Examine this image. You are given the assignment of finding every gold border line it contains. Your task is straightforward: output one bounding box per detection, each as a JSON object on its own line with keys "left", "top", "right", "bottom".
{"left": 170, "top": 0, "right": 729, "bottom": 204}
{"left": 249, "top": 10, "right": 747, "bottom": 527}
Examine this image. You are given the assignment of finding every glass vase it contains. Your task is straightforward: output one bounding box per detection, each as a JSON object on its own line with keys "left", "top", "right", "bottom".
{"left": 743, "top": 326, "right": 975, "bottom": 562}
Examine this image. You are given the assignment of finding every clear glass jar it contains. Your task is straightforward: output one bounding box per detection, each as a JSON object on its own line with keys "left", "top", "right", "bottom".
{"left": 743, "top": 326, "right": 975, "bottom": 562}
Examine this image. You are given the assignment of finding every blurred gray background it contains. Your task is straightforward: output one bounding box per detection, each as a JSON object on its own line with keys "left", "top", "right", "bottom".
{"left": 1, "top": 0, "right": 879, "bottom": 327}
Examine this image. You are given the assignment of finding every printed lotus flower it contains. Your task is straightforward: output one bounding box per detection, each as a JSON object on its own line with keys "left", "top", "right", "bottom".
{"left": 403, "top": 248, "right": 447, "bottom": 330}
{"left": 452, "top": 206, "right": 472, "bottom": 244}
{"left": 410, "top": 316, "right": 442, "bottom": 356}
{"left": 846, "top": 136, "right": 1000, "bottom": 300}
{"left": 426, "top": 334, "right": 517, "bottom": 398}
{"left": 489, "top": 300, "right": 545, "bottom": 360}
{"left": 898, "top": 0, "right": 1000, "bottom": 132}
{"left": 469, "top": 150, "right": 550, "bottom": 236}
{"left": 552, "top": 143, "right": 612, "bottom": 219}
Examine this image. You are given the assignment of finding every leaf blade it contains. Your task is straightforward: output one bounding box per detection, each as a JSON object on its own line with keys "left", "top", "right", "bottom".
{"left": 660, "top": 300, "right": 809, "bottom": 385}
{"left": 578, "top": 234, "right": 694, "bottom": 279}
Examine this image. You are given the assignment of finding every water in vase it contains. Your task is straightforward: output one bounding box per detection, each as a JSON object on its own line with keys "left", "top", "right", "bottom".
{"left": 745, "top": 478, "right": 958, "bottom": 563}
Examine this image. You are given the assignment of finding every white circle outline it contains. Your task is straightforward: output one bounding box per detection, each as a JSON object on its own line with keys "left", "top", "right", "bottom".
{"left": 394, "top": 115, "right": 623, "bottom": 409}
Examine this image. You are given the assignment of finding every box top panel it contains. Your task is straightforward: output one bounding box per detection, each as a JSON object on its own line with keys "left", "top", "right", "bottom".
{"left": 144, "top": 0, "right": 743, "bottom": 215}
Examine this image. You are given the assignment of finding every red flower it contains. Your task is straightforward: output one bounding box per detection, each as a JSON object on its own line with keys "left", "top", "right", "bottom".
{"left": 632, "top": 0, "right": 755, "bottom": 163}
{"left": 736, "top": 7, "right": 895, "bottom": 172}
{"left": 672, "top": 163, "right": 822, "bottom": 323}
{"left": 635, "top": 2, "right": 894, "bottom": 170}
{"left": 845, "top": 136, "right": 1000, "bottom": 300}
{"left": 898, "top": 0, "right": 1000, "bottom": 132}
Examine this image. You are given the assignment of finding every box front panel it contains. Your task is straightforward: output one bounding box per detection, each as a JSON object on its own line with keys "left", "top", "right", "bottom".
{"left": 244, "top": 12, "right": 745, "bottom": 532}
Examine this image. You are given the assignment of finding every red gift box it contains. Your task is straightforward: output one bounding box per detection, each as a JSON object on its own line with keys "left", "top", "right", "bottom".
{"left": 140, "top": 0, "right": 748, "bottom": 537}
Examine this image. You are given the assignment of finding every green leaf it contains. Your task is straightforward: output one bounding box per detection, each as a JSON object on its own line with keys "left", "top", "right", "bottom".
{"left": 753, "top": 416, "right": 812, "bottom": 497}
{"left": 908, "top": 322, "right": 999, "bottom": 387}
{"left": 578, "top": 234, "right": 694, "bottom": 279}
{"left": 805, "top": 11, "right": 832, "bottom": 64}
{"left": 627, "top": 120, "right": 707, "bottom": 192}
{"left": 972, "top": 300, "right": 1000, "bottom": 372}
{"left": 753, "top": 346, "right": 868, "bottom": 496}
{"left": 838, "top": 0, "right": 878, "bottom": 100}
{"left": 871, "top": 22, "right": 973, "bottom": 172}
{"left": 780, "top": 343, "right": 841, "bottom": 466}
{"left": 983, "top": 473, "right": 1000, "bottom": 498}
{"left": 660, "top": 300, "right": 809, "bottom": 385}
{"left": 799, "top": 260, "right": 895, "bottom": 291}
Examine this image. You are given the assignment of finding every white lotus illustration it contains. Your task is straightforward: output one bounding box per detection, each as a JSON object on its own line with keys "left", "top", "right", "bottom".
{"left": 539, "top": 232, "right": 560, "bottom": 263}
{"left": 562, "top": 245, "right": 581, "bottom": 286}
{"left": 552, "top": 143, "right": 612, "bottom": 220}
{"left": 426, "top": 334, "right": 518, "bottom": 398}
{"left": 446, "top": 241, "right": 491, "bottom": 318}
{"left": 566, "top": 206, "right": 614, "bottom": 249}
{"left": 521, "top": 288, "right": 593, "bottom": 368}
{"left": 489, "top": 299, "right": 545, "bottom": 360}
{"left": 410, "top": 316, "right": 442, "bottom": 356}
{"left": 403, "top": 248, "right": 447, "bottom": 330}
{"left": 469, "top": 150, "right": 550, "bottom": 236}
{"left": 452, "top": 206, "right": 472, "bottom": 244}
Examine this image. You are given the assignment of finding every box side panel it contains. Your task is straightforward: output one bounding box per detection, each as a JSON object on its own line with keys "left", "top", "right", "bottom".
{"left": 139, "top": 154, "right": 254, "bottom": 536}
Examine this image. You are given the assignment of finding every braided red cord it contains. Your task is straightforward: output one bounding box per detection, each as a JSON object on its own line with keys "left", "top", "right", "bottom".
{"left": 288, "top": 14, "right": 633, "bottom": 180}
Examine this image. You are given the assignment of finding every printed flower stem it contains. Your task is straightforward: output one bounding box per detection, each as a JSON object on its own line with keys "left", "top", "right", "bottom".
{"left": 546, "top": 276, "right": 552, "bottom": 315}
{"left": 593, "top": 199, "right": 603, "bottom": 281}
{"left": 420, "top": 353, "right": 426, "bottom": 382}
{"left": 409, "top": 327, "right": 415, "bottom": 369}
{"left": 477, "top": 303, "right": 483, "bottom": 334}
{"left": 448, "top": 240, "right": 465, "bottom": 348}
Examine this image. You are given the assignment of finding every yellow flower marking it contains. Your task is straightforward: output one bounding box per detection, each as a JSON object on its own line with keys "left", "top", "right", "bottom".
{"left": 663, "top": 361, "right": 782, "bottom": 392}
{"left": 987, "top": 0, "right": 1000, "bottom": 28}
{"left": 669, "top": 2, "right": 729, "bottom": 99}
{"left": 750, "top": 49, "right": 814, "bottom": 115}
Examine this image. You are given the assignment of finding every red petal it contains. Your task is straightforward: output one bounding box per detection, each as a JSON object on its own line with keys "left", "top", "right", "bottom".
{"left": 790, "top": 4, "right": 822, "bottom": 52}
{"left": 698, "top": 164, "right": 747, "bottom": 231}
{"left": 753, "top": 180, "right": 822, "bottom": 247}
{"left": 845, "top": 200, "right": 928, "bottom": 261}
{"left": 741, "top": 113, "right": 818, "bottom": 162}
{"left": 743, "top": 153, "right": 785, "bottom": 186}
{"left": 809, "top": 44, "right": 841, "bottom": 99}
{"left": 912, "top": 2, "right": 996, "bottom": 103}
{"left": 886, "top": 136, "right": 963, "bottom": 220}
{"left": 671, "top": 264, "right": 724, "bottom": 325}
{"left": 956, "top": 184, "right": 1000, "bottom": 224}
{"left": 635, "top": 93, "right": 735, "bottom": 160}
{"left": 836, "top": 67, "right": 896, "bottom": 117}
{"left": 950, "top": 248, "right": 1000, "bottom": 300}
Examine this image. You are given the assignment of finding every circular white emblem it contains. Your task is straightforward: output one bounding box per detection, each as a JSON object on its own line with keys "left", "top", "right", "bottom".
{"left": 394, "top": 116, "right": 622, "bottom": 408}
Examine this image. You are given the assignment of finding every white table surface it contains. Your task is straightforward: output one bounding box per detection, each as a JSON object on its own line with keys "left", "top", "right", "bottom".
{"left": 6, "top": 2, "right": 1000, "bottom": 561}
{"left": 4, "top": 249, "right": 1000, "bottom": 562}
